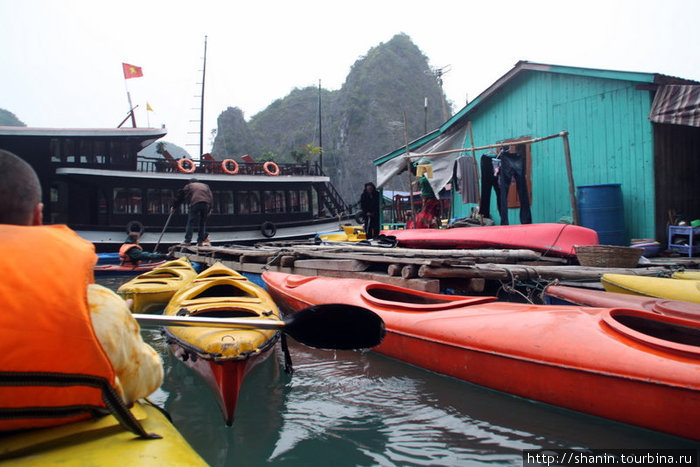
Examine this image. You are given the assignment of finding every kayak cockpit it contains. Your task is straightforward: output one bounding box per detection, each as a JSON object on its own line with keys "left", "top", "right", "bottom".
{"left": 362, "top": 283, "right": 496, "bottom": 311}
{"left": 604, "top": 309, "right": 700, "bottom": 357}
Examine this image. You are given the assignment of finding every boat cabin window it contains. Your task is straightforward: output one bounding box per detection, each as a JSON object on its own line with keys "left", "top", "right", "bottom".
{"left": 113, "top": 188, "right": 142, "bottom": 214}
{"left": 110, "top": 141, "right": 130, "bottom": 165}
{"left": 98, "top": 191, "right": 108, "bottom": 215}
{"left": 64, "top": 139, "right": 75, "bottom": 163}
{"left": 147, "top": 189, "right": 175, "bottom": 215}
{"left": 213, "top": 191, "right": 234, "bottom": 214}
{"left": 50, "top": 138, "right": 61, "bottom": 162}
{"left": 288, "top": 190, "right": 310, "bottom": 213}
{"left": 50, "top": 138, "right": 110, "bottom": 165}
{"left": 263, "top": 190, "right": 286, "bottom": 214}
{"left": 79, "top": 140, "right": 91, "bottom": 163}
{"left": 49, "top": 182, "right": 68, "bottom": 224}
{"left": 237, "top": 191, "right": 260, "bottom": 215}
{"left": 94, "top": 141, "right": 107, "bottom": 164}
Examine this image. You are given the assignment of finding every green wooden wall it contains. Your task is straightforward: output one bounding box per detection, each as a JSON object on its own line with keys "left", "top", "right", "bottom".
{"left": 454, "top": 70, "right": 656, "bottom": 241}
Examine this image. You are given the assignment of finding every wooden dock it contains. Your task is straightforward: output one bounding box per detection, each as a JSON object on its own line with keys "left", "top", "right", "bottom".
{"left": 170, "top": 242, "right": 697, "bottom": 296}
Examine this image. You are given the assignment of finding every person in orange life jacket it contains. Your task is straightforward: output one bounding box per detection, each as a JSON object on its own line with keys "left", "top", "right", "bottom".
{"left": 119, "top": 232, "right": 166, "bottom": 266}
{"left": 172, "top": 178, "right": 213, "bottom": 245}
{"left": 0, "top": 149, "right": 163, "bottom": 432}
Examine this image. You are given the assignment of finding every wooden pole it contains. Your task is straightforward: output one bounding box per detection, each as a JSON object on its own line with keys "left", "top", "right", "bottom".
{"left": 467, "top": 120, "right": 480, "bottom": 204}
{"left": 403, "top": 111, "right": 415, "bottom": 222}
{"left": 402, "top": 131, "right": 565, "bottom": 162}
{"left": 199, "top": 35, "right": 207, "bottom": 160}
{"left": 561, "top": 131, "right": 579, "bottom": 225}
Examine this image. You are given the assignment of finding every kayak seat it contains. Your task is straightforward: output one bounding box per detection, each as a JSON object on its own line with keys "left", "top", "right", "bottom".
{"left": 192, "top": 284, "right": 255, "bottom": 299}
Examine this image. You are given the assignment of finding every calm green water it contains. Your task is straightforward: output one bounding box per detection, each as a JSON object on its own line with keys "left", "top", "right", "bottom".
{"left": 98, "top": 275, "right": 700, "bottom": 466}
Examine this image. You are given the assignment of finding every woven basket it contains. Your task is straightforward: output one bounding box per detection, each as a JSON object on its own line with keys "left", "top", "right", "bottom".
{"left": 574, "top": 245, "right": 643, "bottom": 268}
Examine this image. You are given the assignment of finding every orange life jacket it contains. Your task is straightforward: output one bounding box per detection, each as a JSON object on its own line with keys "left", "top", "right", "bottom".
{"left": 119, "top": 242, "right": 143, "bottom": 266}
{"left": 0, "top": 225, "right": 154, "bottom": 437}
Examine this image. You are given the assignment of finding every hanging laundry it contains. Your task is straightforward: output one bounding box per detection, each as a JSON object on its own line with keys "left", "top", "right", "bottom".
{"left": 479, "top": 154, "right": 501, "bottom": 221}
{"left": 497, "top": 146, "right": 532, "bottom": 225}
{"left": 453, "top": 155, "right": 479, "bottom": 205}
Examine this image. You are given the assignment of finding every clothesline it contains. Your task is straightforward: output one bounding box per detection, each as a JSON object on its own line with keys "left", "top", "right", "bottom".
{"left": 398, "top": 130, "right": 578, "bottom": 225}
{"left": 402, "top": 131, "right": 568, "bottom": 160}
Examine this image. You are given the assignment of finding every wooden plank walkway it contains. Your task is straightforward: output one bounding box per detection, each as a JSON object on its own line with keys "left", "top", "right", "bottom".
{"left": 170, "top": 242, "right": 695, "bottom": 294}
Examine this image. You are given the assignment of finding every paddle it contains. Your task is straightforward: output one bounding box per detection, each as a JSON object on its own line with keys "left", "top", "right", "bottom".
{"left": 152, "top": 209, "right": 175, "bottom": 253}
{"left": 133, "top": 304, "right": 385, "bottom": 350}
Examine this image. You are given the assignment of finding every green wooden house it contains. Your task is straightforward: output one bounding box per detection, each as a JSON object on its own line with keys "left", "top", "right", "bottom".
{"left": 374, "top": 61, "right": 699, "bottom": 244}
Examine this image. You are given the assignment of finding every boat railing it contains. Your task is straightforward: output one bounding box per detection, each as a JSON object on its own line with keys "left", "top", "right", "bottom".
{"left": 136, "top": 158, "right": 324, "bottom": 176}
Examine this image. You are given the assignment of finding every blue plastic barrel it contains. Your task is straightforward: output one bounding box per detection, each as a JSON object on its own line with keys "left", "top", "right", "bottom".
{"left": 576, "top": 183, "right": 625, "bottom": 246}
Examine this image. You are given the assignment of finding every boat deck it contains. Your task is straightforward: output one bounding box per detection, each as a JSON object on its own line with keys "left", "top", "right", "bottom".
{"left": 170, "top": 242, "right": 698, "bottom": 295}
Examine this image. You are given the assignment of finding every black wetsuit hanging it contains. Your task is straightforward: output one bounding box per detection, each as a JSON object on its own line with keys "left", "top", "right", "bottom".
{"left": 497, "top": 146, "right": 532, "bottom": 225}
{"left": 479, "top": 154, "right": 501, "bottom": 220}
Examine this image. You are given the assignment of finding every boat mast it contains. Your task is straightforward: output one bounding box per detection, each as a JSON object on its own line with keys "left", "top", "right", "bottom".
{"left": 199, "top": 35, "right": 207, "bottom": 158}
{"left": 318, "top": 79, "right": 323, "bottom": 171}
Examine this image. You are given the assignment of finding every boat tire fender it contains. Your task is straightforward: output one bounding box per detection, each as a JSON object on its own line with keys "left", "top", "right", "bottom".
{"left": 263, "top": 161, "right": 280, "bottom": 176}
{"left": 261, "top": 221, "right": 277, "bottom": 238}
{"left": 126, "top": 220, "right": 144, "bottom": 235}
{"left": 354, "top": 211, "right": 366, "bottom": 225}
{"left": 221, "top": 159, "right": 239, "bottom": 175}
{"left": 177, "top": 158, "right": 196, "bottom": 173}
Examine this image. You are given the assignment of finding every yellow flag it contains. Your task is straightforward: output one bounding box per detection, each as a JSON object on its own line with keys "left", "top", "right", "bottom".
{"left": 146, "top": 102, "right": 154, "bottom": 112}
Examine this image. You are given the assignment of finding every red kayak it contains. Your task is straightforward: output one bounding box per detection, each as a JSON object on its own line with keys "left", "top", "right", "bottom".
{"left": 544, "top": 285, "right": 700, "bottom": 320}
{"left": 380, "top": 223, "right": 598, "bottom": 257}
{"left": 262, "top": 271, "right": 700, "bottom": 440}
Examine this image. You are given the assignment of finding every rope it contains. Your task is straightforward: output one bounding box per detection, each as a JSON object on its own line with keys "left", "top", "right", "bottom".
{"left": 539, "top": 223, "right": 570, "bottom": 260}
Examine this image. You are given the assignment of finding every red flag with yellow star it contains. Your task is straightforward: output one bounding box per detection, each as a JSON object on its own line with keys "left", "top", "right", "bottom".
{"left": 122, "top": 63, "right": 143, "bottom": 79}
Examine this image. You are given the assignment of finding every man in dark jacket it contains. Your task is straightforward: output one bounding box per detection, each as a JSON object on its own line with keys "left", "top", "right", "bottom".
{"left": 172, "top": 178, "right": 214, "bottom": 245}
{"left": 359, "top": 182, "right": 380, "bottom": 239}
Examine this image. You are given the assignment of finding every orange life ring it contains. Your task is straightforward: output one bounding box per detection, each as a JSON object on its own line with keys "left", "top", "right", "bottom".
{"left": 221, "top": 159, "right": 239, "bottom": 175}
{"left": 263, "top": 161, "right": 280, "bottom": 176}
{"left": 177, "top": 158, "right": 196, "bottom": 173}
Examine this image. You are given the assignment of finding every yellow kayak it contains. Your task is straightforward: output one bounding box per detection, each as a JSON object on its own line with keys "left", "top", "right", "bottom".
{"left": 0, "top": 400, "right": 207, "bottom": 466}
{"left": 673, "top": 270, "right": 700, "bottom": 281}
{"left": 163, "top": 262, "right": 281, "bottom": 425}
{"left": 117, "top": 257, "right": 198, "bottom": 314}
{"left": 601, "top": 273, "right": 700, "bottom": 304}
{"left": 317, "top": 225, "right": 367, "bottom": 242}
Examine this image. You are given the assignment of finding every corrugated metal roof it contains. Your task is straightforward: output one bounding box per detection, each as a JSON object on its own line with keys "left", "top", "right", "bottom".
{"left": 649, "top": 85, "right": 700, "bottom": 127}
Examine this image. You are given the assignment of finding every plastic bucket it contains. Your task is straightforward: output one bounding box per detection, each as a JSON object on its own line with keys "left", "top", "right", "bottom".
{"left": 577, "top": 183, "right": 625, "bottom": 246}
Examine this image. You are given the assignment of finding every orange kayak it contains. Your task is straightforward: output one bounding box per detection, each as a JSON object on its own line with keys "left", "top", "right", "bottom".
{"left": 262, "top": 271, "right": 700, "bottom": 440}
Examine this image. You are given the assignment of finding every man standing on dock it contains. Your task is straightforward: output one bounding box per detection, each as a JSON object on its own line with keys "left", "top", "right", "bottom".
{"left": 360, "top": 182, "right": 381, "bottom": 239}
{"left": 172, "top": 178, "right": 213, "bottom": 246}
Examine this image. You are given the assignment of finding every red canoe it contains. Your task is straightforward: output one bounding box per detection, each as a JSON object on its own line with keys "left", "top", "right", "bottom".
{"left": 262, "top": 271, "right": 700, "bottom": 440}
{"left": 380, "top": 223, "right": 598, "bottom": 257}
{"left": 545, "top": 285, "right": 700, "bottom": 320}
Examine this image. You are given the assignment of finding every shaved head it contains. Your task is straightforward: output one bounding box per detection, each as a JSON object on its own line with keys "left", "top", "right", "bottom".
{"left": 0, "top": 149, "right": 42, "bottom": 225}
